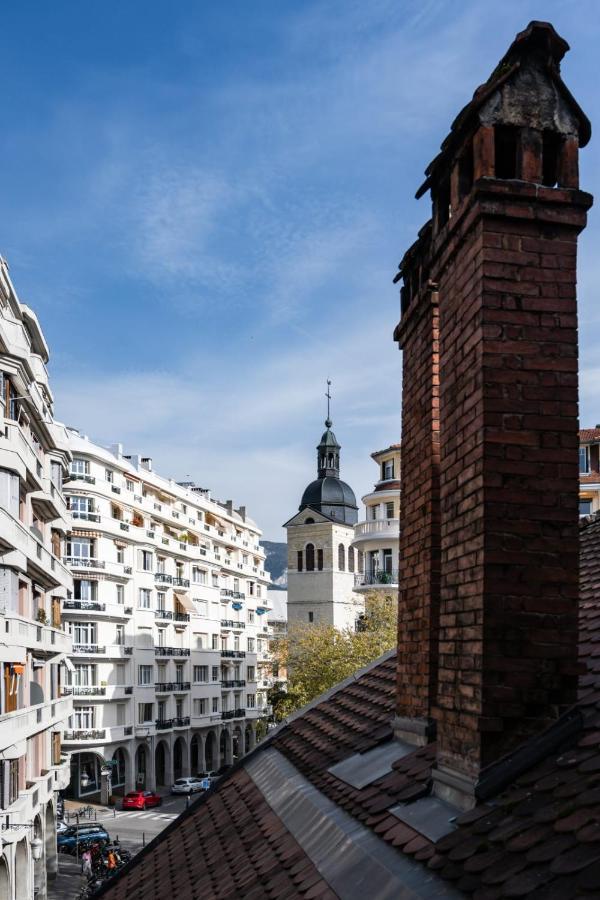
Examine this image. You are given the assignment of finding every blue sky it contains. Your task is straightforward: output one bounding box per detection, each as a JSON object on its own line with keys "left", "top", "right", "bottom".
{"left": 1, "top": 0, "right": 599, "bottom": 540}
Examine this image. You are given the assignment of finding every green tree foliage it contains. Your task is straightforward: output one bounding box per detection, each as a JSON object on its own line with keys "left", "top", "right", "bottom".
{"left": 268, "top": 593, "right": 397, "bottom": 721}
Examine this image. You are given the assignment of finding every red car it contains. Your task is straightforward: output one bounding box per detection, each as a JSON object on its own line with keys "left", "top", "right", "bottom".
{"left": 122, "top": 790, "right": 162, "bottom": 811}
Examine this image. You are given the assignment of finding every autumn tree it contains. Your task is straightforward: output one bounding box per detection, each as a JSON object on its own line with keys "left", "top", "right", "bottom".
{"left": 269, "top": 592, "right": 397, "bottom": 721}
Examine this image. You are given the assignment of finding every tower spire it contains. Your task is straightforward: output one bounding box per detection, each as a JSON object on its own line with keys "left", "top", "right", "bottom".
{"left": 325, "top": 379, "right": 332, "bottom": 428}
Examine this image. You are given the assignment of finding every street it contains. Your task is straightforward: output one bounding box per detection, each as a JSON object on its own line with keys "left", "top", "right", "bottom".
{"left": 49, "top": 793, "right": 191, "bottom": 900}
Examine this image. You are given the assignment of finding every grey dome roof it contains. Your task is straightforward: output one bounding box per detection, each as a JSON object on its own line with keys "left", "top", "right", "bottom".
{"left": 301, "top": 476, "right": 357, "bottom": 511}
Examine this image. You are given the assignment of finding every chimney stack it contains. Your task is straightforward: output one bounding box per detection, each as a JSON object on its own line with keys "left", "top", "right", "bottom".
{"left": 394, "top": 21, "right": 592, "bottom": 808}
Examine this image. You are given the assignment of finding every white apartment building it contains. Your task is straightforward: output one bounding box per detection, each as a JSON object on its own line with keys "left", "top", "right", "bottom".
{"left": 352, "top": 444, "right": 401, "bottom": 596}
{"left": 62, "top": 434, "right": 272, "bottom": 799}
{"left": 0, "top": 258, "right": 73, "bottom": 900}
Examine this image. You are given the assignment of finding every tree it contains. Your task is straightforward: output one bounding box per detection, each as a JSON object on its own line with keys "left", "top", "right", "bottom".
{"left": 269, "top": 592, "right": 397, "bottom": 721}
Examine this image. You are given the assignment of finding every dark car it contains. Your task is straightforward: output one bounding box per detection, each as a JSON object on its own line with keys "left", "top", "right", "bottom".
{"left": 55, "top": 792, "right": 65, "bottom": 820}
{"left": 57, "top": 824, "right": 110, "bottom": 854}
{"left": 122, "top": 790, "right": 162, "bottom": 810}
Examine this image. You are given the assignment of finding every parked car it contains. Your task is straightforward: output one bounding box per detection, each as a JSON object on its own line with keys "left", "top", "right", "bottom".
{"left": 56, "top": 820, "right": 69, "bottom": 836}
{"left": 57, "top": 824, "right": 110, "bottom": 854}
{"left": 55, "top": 792, "right": 65, "bottom": 820}
{"left": 122, "top": 790, "right": 162, "bottom": 810}
{"left": 171, "top": 777, "right": 205, "bottom": 795}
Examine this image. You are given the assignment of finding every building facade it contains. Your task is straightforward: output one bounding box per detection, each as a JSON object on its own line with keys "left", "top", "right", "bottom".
{"left": 0, "top": 258, "right": 73, "bottom": 900}
{"left": 285, "top": 414, "right": 363, "bottom": 630}
{"left": 62, "top": 434, "right": 272, "bottom": 798}
{"left": 352, "top": 444, "right": 401, "bottom": 596}
{"left": 579, "top": 427, "right": 600, "bottom": 516}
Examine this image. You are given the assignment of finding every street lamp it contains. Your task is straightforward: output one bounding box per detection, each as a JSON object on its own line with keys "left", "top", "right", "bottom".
{"left": 31, "top": 837, "right": 43, "bottom": 861}
{"left": 80, "top": 770, "right": 90, "bottom": 790}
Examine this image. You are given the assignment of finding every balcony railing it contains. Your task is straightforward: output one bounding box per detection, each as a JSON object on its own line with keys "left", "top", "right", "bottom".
{"left": 154, "top": 682, "right": 191, "bottom": 692}
{"left": 173, "top": 577, "right": 190, "bottom": 588}
{"left": 66, "top": 473, "right": 96, "bottom": 484}
{"left": 72, "top": 645, "right": 106, "bottom": 655}
{"left": 221, "top": 709, "right": 246, "bottom": 720}
{"left": 154, "top": 647, "right": 190, "bottom": 657}
{"left": 155, "top": 573, "right": 173, "bottom": 584}
{"left": 220, "top": 650, "right": 246, "bottom": 659}
{"left": 63, "top": 600, "right": 105, "bottom": 612}
{"left": 71, "top": 511, "right": 101, "bottom": 522}
{"left": 154, "top": 610, "right": 190, "bottom": 623}
{"left": 63, "top": 557, "right": 106, "bottom": 569}
{"left": 354, "top": 518, "right": 399, "bottom": 538}
{"left": 354, "top": 570, "right": 399, "bottom": 587}
{"left": 221, "top": 680, "right": 246, "bottom": 689}
{"left": 221, "top": 620, "right": 246, "bottom": 630}
{"left": 62, "top": 686, "right": 106, "bottom": 697}
{"left": 155, "top": 716, "right": 190, "bottom": 730}
{"left": 63, "top": 729, "right": 106, "bottom": 740}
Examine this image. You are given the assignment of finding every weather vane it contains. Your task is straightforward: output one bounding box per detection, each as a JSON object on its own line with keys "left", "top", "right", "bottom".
{"left": 325, "top": 379, "right": 332, "bottom": 426}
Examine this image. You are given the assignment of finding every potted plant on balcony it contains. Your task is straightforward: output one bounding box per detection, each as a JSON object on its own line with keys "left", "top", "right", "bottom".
{"left": 36, "top": 608, "right": 48, "bottom": 625}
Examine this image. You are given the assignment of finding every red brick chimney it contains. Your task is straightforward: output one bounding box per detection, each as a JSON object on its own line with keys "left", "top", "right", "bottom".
{"left": 394, "top": 21, "right": 592, "bottom": 807}
{"left": 393, "top": 234, "right": 441, "bottom": 745}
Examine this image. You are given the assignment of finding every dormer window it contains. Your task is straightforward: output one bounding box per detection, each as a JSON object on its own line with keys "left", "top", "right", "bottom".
{"left": 382, "top": 460, "right": 394, "bottom": 480}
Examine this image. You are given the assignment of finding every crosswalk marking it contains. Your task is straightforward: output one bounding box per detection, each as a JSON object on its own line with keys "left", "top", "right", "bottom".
{"left": 100, "top": 810, "right": 178, "bottom": 821}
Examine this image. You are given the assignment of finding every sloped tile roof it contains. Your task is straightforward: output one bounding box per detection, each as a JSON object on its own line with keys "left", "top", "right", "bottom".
{"left": 95, "top": 768, "right": 339, "bottom": 900}
{"left": 96, "top": 515, "right": 600, "bottom": 899}
{"left": 580, "top": 429, "right": 600, "bottom": 443}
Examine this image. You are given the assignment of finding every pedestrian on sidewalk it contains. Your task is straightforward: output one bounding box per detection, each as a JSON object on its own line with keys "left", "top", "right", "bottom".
{"left": 81, "top": 848, "right": 92, "bottom": 878}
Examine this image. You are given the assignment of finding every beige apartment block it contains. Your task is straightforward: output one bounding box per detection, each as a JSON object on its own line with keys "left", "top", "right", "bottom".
{"left": 0, "top": 257, "right": 73, "bottom": 900}
{"left": 61, "top": 434, "right": 273, "bottom": 799}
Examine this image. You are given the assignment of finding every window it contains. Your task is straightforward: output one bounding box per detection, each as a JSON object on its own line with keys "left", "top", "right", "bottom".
{"left": 138, "top": 589, "right": 151, "bottom": 609}
{"left": 193, "top": 665, "right": 208, "bottom": 682}
{"left": 72, "top": 664, "right": 96, "bottom": 687}
{"left": 357, "top": 550, "right": 364, "bottom": 574}
{"left": 386, "top": 501, "right": 394, "bottom": 519}
{"left": 156, "top": 591, "right": 165, "bottom": 611}
{"left": 580, "top": 499, "right": 593, "bottom": 517}
{"left": 212, "top": 697, "right": 219, "bottom": 713}
{"left": 297, "top": 550, "right": 303, "bottom": 572}
{"left": 105, "top": 469, "right": 114, "bottom": 483}
{"left": 69, "top": 496, "right": 93, "bottom": 516}
{"left": 348, "top": 547, "right": 355, "bottom": 573}
{"left": 74, "top": 580, "right": 95, "bottom": 602}
{"left": 175, "top": 664, "right": 184, "bottom": 683}
{"left": 195, "top": 600, "right": 208, "bottom": 617}
{"left": 156, "top": 557, "right": 166, "bottom": 574}
{"left": 234, "top": 636, "right": 240, "bottom": 650}
{"left": 247, "top": 694, "right": 255, "bottom": 708}
{"left": 212, "top": 634, "right": 219, "bottom": 650}
{"left": 67, "top": 537, "right": 92, "bottom": 559}
{"left": 116, "top": 584, "right": 124, "bottom": 605}
{"left": 115, "top": 625, "right": 125, "bottom": 645}
{"left": 138, "top": 703, "right": 153, "bottom": 724}
{"left": 157, "top": 629, "right": 166, "bottom": 646}
{"left": 116, "top": 546, "right": 124, "bottom": 564}
{"left": 580, "top": 446, "right": 590, "bottom": 474}
{"left": 382, "top": 459, "right": 394, "bottom": 480}
{"left": 126, "top": 479, "right": 134, "bottom": 491}
{"left": 338, "top": 543, "right": 345, "bottom": 571}
{"left": 308, "top": 611, "right": 314, "bottom": 623}
{"left": 247, "top": 666, "right": 255, "bottom": 681}
{"left": 193, "top": 698, "right": 207, "bottom": 716}
{"left": 74, "top": 706, "right": 94, "bottom": 729}
{"left": 212, "top": 573, "right": 219, "bottom": 588}
{"left": 317, "top": 548, "right": 323, "bottom": 571}
{"left": 0, "top": 759, "right": 19, "bottom": 808}
{"left": 69, "top": 622, "right": 96, "bottom": 646}
{"left": 195, "top": 632, "right": 207, "bottom": 648}
{"left": 211, "top": 666, "right": 219, "bottom": 682}
{"left": 138, "top": 665, "right": 153, "bottom": 685}
{"left": 257, "top": 585, "right": 261, "bottom": 599}
{"left": 248, "top": 610, "right": 255, "bottom": 624}
{"left": 247, "top": 638, "right": 255, "bottom": 653}
{"left": 305, "top": 544, "right": 315, "bottom": 572}
{"left": 192, "top": 567, "right": 207, "bottom": 584}
{"left": 71, "top": 458, "right": 89, "bottom": 475}
{"left": 138, "top": 550, "right": 153, "bottom": 572}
